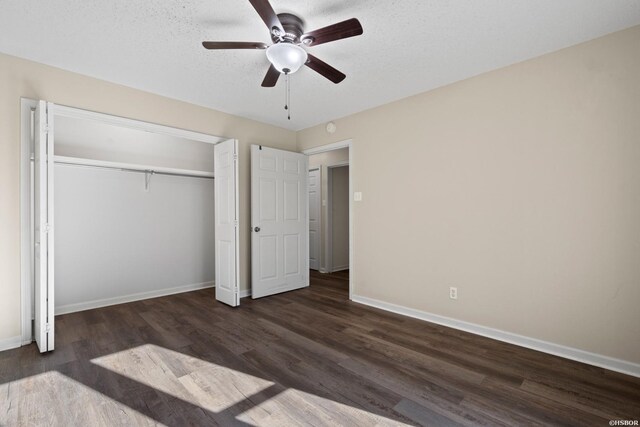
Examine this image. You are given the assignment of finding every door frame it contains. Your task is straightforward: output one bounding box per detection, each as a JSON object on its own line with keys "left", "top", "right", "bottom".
{"left": 302, "top": 139, "right": 353, "bottom": 300}
{"left": 308, "top": 167, "right": 321, "bottom": 271}
{"left": 20, "top": 98, "right": 229, "bottom": 347}
{"left": 326, "top": 162, "right": 349, "bottom": 274}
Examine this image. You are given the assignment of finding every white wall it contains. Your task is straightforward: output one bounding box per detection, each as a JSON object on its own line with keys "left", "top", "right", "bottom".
{"left": 308, "top": 148, "right": 349, "bottom": 170}
{"left": 331, "top": 166, "right": 350, "bottom": 271}
{"left": 54, "top": 164, "right": 215, "bottom": 313}
{"left": 55, "top": 115, "right": 216, "bottom": 172}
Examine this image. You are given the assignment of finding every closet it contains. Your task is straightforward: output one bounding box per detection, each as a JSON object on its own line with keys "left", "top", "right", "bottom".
{"left": 25, "top": 101, "right": 240, "bottom": 353}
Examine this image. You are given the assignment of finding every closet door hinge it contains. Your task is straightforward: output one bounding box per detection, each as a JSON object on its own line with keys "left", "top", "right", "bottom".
{"left": 45, "top": 323, "right": 51, "bottom": 333}
{"left": 234, "top": 220, "right": 239, "bottom": 228}
{"left": 44, "top": 223, "right": 52, "bottom": 233}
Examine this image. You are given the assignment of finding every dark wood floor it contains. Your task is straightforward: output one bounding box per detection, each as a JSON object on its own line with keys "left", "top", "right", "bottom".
{"left": 1, "top": 270, "right": 639, "bottom": 426}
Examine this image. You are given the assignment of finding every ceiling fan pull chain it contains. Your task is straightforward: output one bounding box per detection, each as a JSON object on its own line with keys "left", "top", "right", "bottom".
{"left": 284, "top": 72, "right": 288, "bottom": 112}
{"left": 288, "top": 74, "right": 291, "bottom": 120}
{"left": 283, "top": 71, "right": 291, "bottom": 120}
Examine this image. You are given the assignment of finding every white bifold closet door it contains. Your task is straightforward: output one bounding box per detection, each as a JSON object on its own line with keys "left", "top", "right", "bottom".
{"left": 34, "top": 100, "right": 55, "bottom": 352}
{"left": 214, "top": 139, "right": 240, "bottom": 307}
{"left": 251, "top": 145, "right": 309, "bottom": 299}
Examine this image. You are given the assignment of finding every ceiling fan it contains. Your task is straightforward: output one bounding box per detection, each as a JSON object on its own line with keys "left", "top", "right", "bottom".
{"left": 202, "top": 0, "right": 363, "bottom": 87}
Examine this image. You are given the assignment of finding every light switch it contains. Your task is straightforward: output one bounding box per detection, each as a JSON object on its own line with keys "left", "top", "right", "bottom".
{"left": 354, "top": 192, "right": 363, "bottom": 202}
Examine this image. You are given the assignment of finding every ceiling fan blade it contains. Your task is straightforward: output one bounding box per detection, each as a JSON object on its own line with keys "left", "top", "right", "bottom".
{"left": 248, "top": 0, "right": 284, "bottom": 35}
{"left": 301, "top": 18, "right": 363, "bottom": 47}
{"left": 305, "top": 54, "right": 346, "bottom": 84}
{"left": 261, "top": 64, "right": 280, "bottom": 87}
{"left": 202, "top": 41, "right": 268, "bottom": 50}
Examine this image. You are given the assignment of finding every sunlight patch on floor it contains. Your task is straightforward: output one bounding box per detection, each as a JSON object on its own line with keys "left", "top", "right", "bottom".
{"left": 91, "top": 344, "right": 275, "bottom": 414}
{"left": 0, "top": 370, "right": 157, "bottom": 426}
{"left": 90, "top": 344, "right": 410, "bottom": 425}
{"left": 242, "top": 387, "right": 412, "bottom": 426}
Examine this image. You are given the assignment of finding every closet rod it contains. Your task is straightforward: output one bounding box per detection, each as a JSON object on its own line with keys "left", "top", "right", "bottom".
{"left": 54, "top": 159, "right": 215, "bottom": 180}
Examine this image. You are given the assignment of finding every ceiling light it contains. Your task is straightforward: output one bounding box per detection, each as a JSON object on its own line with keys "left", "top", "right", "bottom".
{"left": 266, "top": 43, "right": 308, "bottom": 74}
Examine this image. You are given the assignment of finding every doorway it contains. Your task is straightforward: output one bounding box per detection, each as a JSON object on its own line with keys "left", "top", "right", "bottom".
{"left": 327, "top": 164, "right": 350, "bottom": 273}
{"left": 303, "top": 140, "right": 353, "bottom": 298}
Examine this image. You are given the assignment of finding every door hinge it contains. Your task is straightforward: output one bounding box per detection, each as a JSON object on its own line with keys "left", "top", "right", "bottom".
{"left": 44, "top": 223, "right": 52, "bottom": 233}
{"left": 233, "top": 153, "right": 238, "bottom": 160}
{"left": 234, "top": 220, "right": 239, "bottom": 228}
{"left": 45, "top": 323, "right": 51, "bottom": 333}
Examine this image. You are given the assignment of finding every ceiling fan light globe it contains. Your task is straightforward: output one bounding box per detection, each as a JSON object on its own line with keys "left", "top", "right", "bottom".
{"left": 266, "top": 43, "right": 308, "bottom": 74}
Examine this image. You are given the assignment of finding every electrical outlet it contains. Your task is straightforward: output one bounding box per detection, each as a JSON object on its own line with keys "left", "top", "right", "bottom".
{"left": 449, "top": 287, "right": 458, "bottom": 300}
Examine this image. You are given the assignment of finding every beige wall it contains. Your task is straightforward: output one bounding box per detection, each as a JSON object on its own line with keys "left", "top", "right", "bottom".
{"left": 0, "top": 52, "right": 296, "bottom": 343}
{"left": 331, "top": 165, "right": 350, "bottom": 270}
{"left": 297, "top": 26, "right": 640, "bottom": 364}
{"left": 308, "top": 148, "right": 349, "bottom": 271}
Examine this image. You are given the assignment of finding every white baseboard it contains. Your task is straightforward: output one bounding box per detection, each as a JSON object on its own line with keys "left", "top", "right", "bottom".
{"left": 331, "top": 265, "right": 349, "bottom": 272}
{"left": 55, "top": 281, "right": 215, "bottom": 315}
{"left": 351, "top": 295, "right": 640, "bottom": 378}
{"left": 239, "top": 289, "right": 252, "bottom": 299}
{"left": 0, "top": 335, "right": 23, "bottom": 352}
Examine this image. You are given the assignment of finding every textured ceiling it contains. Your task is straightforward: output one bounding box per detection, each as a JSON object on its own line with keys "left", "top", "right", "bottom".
{"left": 1, "top": 1, "right": 639, "bottom": 131}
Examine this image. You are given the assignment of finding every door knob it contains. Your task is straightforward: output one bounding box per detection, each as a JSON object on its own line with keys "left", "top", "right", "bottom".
{"left": 254, "top": 226, "right": 261, "bottom": 232}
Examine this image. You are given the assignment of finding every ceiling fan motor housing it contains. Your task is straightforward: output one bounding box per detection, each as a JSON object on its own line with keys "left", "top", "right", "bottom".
{"left": 272, "top": 13, "right": 306, "bottom": 44}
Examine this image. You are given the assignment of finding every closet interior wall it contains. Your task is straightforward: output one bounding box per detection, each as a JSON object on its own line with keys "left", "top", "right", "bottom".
{"left": 52, "top": 113, "right": 218, "bottom": 314}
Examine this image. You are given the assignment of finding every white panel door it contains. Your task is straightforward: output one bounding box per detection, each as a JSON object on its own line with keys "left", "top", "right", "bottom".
{"left": 308, "top": 168, "right": 321, "bottom": 271}
{"left": 251, "top": 145, "right": 309, "bottom": 299}
{"left": 34, "top": 100, "right": 55, "bottom": 352}
{"left": 214, "top": 139, "right": 240, "bottom": 307}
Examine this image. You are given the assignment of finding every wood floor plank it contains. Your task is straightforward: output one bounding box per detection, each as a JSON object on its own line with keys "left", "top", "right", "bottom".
{"left": 394, "top": 398, "right": 467, "bottom": 427}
